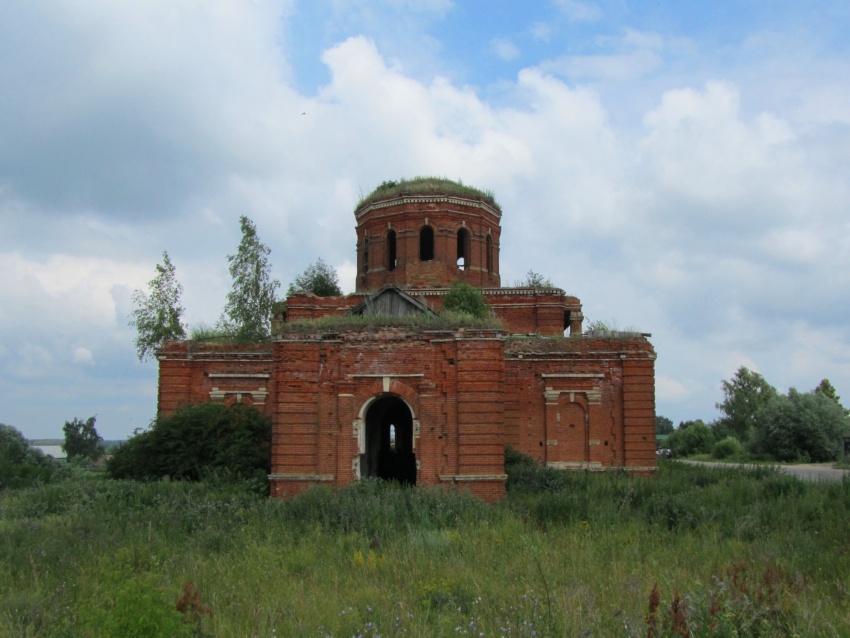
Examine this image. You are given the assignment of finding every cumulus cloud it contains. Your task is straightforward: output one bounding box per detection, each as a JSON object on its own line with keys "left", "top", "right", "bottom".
{"left": 2, "top": 1, "right": 849, "bottom": 437}
{"left": 73, "top": 348, "right": 95, "bottom": 366}
{"left": 553, "top": 0, "right": 603, "bottom": 23}
{"left": 490, "top": 38, "right": 521, "bottom": 61}
{"left": 541, "top": 28, "right": 664, "bottom": 81}
{"left": 0, "top": 0, "right": 298, "bottom": 218}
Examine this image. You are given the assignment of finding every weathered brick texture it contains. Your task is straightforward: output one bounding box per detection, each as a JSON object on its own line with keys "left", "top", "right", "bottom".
{"left": 156, "top": 188, "right": 657, "bottom": 502}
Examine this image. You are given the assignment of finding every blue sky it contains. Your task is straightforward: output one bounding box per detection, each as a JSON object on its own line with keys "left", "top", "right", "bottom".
{"left": 1, "top": 0, "right": 849, "bottom": 439}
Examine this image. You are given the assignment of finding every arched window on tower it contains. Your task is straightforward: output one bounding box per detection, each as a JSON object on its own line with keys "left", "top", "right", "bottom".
{"left": 420, "top": 226, "right": 434, "bottom": 261}
{"left": 363, "top": 237, "right": 369, "bottom": 274}
{"left": 486, "top": 234, "right": 493, "bottom": 273}
{"left": 387, "top": 229, "right": 397, "bottom": 271}
{"left": 456, "top": 227, "right": 470, "bottom": 270}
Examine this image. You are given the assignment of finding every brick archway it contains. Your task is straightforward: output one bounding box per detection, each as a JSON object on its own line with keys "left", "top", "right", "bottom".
{"left": 351, "top": 379, "right": 421, "bottom": 481}
{"left": 360, "top": 394, "right": 417, "bottom": 485}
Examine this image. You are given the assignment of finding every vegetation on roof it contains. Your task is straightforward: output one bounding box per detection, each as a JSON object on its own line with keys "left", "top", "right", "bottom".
{"left": 184, "top": 324, "right": 271, "bottom": 345}
{"left": 356, "top": 177, "right": 501, "bottom": 212}
{"left": 505, "top": 331, "right": 650, "bottom": 354}
{"left": 278, "top": 312, "right": 503, "bottom": 335}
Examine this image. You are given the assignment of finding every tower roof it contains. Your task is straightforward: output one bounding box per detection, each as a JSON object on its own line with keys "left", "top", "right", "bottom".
{"left": 355, "top": 177, "right": 500, "bottom": 215}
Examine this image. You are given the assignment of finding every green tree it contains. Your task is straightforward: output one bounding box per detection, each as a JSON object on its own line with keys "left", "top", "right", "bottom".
{"left": 129, "top": 251, "right": 186, "bottom": 361}
{"left": 814, "top": 378, "right": 849, "bottom": 416}
{"left": 667, "top": 420, "right": 715, "bottom": 457}
{"left": 1, "top": 423, "right": 62, "bottom": 488}
{"left": 219, "top": 216, "right": 281, "bottom": 340}
{"left": 655, "top": 415, "right": 674, "bottom": 435}
{"left": 287, "top": 258, "right": 342, "bottom": 297}
{"left": 107, "top": 403, "right": 271, "bottom": 492}
{"left": 715, "top": 367, "right": 778, "bottom": 444}
{"left": 441, "top": 281, "right": 489, "bottom": 319}
{"left": 752, "top": 389, "right": 850, "bottom": 462}
{"left": 62, "top": 416, "right": 104, "bottom": 461}
{"left": 711, "top": 436, "right": 744, "bottom": 460}
{"left": 516, "top": 270, "right": 553, "bottom": 288}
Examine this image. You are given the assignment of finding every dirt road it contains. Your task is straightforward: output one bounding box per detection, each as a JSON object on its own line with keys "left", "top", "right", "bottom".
{"left": 681, "top": 460, "right": 850, "bottom": 482}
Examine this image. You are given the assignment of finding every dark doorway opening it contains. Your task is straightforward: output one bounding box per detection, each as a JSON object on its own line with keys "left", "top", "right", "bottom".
{"left": 420, "top": 226, "right": 434, "bottom": 261}
{"left": 362, "top": 395, "right": 416, "bottom": 485}
{"left": 387, "top": 230, "right": 397, "bottom": 271}
{"left": 457, "top": 227, "right": 470, "bottom": 270}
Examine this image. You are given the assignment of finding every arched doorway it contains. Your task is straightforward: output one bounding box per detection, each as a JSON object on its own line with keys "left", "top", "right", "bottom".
{"left": 362, "top": 395, "right": 416, "bottom": 485}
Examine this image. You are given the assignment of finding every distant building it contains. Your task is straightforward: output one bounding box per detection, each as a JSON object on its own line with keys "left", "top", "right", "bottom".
{"left": 157, "top": 179, "right": 656, "bottom": 501}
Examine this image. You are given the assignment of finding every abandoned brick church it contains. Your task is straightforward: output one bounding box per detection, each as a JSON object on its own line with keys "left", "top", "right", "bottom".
{"left": 157, "top": 179, "right": 656, "bottom": 501}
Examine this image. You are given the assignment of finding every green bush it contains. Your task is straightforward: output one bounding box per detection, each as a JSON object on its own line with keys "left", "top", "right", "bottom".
{"left": 752, "top": 389, "right": 850, "bottom": 462}
{"left": 81, "top": 571, "right": 193, "bottom": 638}
{"left": 711, "top": 436, "right": 744, "bottom": 460}
{"left": 667, "top": 420, "right": 715, "bottom": 457}
{"left": 107, "top": 403, "right": 271, "bottom": 492}
{"left": 0, "top": 423, "right": 65, "bottom": 489}
{"left": 441, "top": 280, "right": 489, "bottom": 319}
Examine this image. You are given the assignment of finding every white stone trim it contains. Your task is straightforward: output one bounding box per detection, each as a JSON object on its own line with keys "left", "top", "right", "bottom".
{"left": 439, "top": 474, "right": 507, "bottom": 482}
{"left": 269, "top": 473, "right": 335, "bottom": 482}
{"left": 355, "top": 195, "right": 502, "bottom": 220}
{"left": 209, "top": 386, "right": 268, "bottom": 404}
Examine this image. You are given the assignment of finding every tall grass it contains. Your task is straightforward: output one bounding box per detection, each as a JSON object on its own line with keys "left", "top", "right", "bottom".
{"left": 280, "top": 312, "right": 503, "bottom": 335}
{"left": 2, "top": 462, "right": 849, "bottom": 636}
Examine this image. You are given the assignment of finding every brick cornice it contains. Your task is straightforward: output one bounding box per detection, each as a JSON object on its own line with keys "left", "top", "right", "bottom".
{"left": 355, "top": 195, "right": 502, "bottom": 221}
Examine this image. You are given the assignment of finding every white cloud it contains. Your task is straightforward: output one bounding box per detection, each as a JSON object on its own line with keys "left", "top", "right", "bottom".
{"left": 0, "top": 252, "right": 148, "bottom": 330}
{"left": 541, "top": 28, "right": 664, "bottom": 81}
{"left": 73, "top": 347, "right": 95, "bottom": 365}
{"left": 490, "top": 38, "right": 521, "bottom": 61}
{"left": 553, "top": 0, "right": 603, "bottom": 23}
{"left": 530, "top": 21, "right": 553, "bottom": 42}
{"left": 656, "top": 375, "right": 691, "bottom": 403}
{"left": 543, "top": 47, "right": 662, "bottom": 81}
{"left": 0, "top": 0, "right": 298, "bottom": 218}
{"left": 2, "top": 1, "right": 850, "bottom": 437}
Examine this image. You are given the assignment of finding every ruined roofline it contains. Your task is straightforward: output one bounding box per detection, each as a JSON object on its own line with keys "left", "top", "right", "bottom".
{"left": 354, "top": 194, "right": 502, "bottom": 221}
{"left": 283, "top": 286, "right": 572, "bottom": 298}
{"left": 355, "top": 177, "right": 501, "bottom": 215}
{"left": 405, "top": 285, "right": 572, "bottom": 298}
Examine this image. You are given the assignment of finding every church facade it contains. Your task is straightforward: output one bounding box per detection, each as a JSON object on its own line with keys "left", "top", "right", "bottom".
{"left": 157, "top": 181, "right": 656, "bottom": 501}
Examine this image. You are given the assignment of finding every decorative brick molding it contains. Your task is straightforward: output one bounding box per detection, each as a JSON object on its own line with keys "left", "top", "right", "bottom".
{"left": 156, "top": 183, "right": 657, "bottom": 501}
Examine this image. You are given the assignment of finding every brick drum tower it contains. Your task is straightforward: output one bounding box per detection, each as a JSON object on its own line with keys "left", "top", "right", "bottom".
{"left": 157, "top": 178, "right": 657, "bottom": 501}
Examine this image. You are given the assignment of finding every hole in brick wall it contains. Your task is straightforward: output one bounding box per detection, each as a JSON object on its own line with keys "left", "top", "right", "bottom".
{"left": 486, "top": 235, "right": 493, "bottom": 273}
{"left": 420, "top": 226, "right": 434, "bottom": 261}
{"left": 387, "top": 229, "right": 397, "bottom": 271}
{"left": 456, "top": 228, "right": 470, "bottom": 270}
{"left": 363, "top": 395, "right": 416, "bottom": 486}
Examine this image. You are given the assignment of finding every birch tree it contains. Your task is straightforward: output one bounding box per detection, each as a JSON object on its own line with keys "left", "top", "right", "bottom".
{"left": 219, "top": 216, "right": 280, "bottom": 340}
{"left": 129, "top": 251, "right": 186, "bottom": 361}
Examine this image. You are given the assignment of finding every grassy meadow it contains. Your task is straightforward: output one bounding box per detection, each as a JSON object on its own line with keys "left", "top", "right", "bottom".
{"left": 2, "top": 460, "right": 849, "bottom": 637}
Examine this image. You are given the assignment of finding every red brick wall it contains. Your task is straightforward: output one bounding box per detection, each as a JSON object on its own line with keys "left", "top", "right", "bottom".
{"left": 157, "top": 329, "right": 655, "bottom": 502}
{"left": 156, "top": 341, "right": 275, "bottom": 416}
{"left": 355, "top": 196, "right": 502, "bottom": 291}
{"left": 278, "top": 287, "right": 583, "bottom": 339}
{"left": 268, "top": 328, "right": 508, "bottom": 500}
{"left": 504, "top": 335, "right": 656, "bottom": 473}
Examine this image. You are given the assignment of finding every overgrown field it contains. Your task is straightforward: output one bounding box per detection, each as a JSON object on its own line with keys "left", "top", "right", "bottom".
{"left": 2, "top": 461, "right": 849, "bottom": 637}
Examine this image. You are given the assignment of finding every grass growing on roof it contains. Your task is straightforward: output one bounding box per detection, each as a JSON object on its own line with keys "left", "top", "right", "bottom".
{"left": 279, "top": 311, "right": 503, "bottom": 335}
{"left": 356, "top": 176, "right": 501, "bottom": 211}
